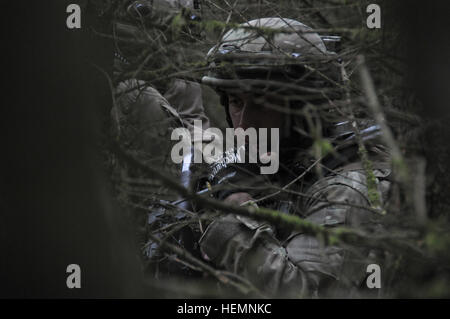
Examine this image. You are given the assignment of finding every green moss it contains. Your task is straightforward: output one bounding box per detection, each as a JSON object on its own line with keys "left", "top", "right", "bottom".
{"left": 202, "top": 19, "right": 234, "bottom": 33}
{"left": 391, "top": 156, "right": 408, "bottom": 182}
{"left": 425, "top": 230, "right": 450, "bottom": 255}
{"left": 170, "top": 13, "right": 186, "bottom": 38}
{"left": 315, "top": 139, "right": 334, "bottom": 157}
{"left": 358, "top": 144, "right": 382, "bottom": 210}
{"left": 252, "top": 206, "right": 325, "bottom": 236}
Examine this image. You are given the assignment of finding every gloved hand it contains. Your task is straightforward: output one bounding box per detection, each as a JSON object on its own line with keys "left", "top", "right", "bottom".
{"left": 223, "top": 192, "right": 255, "bottom": 206}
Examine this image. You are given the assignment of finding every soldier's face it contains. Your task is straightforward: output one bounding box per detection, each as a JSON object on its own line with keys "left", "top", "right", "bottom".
{"left": 227, "top": 93, "right": 284, "bottom": 130}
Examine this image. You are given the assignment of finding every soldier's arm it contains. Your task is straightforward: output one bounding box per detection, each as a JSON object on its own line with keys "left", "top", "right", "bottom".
{"left": 199, "top": 169, "right": 389, "bottom": 297}
{"left": 199, "top": 211, "right": 325, "bottom": 297}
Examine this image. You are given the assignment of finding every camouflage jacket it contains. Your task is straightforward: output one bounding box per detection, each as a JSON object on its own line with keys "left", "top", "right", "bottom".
{"left": 198, "top": 123, "right": 391, "bottom": 298}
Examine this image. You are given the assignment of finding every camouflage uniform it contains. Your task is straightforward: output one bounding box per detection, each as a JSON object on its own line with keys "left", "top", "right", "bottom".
{"left": 110, "top": 1, "right": 211, "bottom": 272}
{"left": 199, "top": 18, "right": 391, "bottom": 297}
{"left": 199, "top": 165, "right": 390, "bottom": 297}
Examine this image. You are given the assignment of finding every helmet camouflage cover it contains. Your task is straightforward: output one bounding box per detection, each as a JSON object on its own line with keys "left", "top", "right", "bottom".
{"left": 202, "top": 17, "right": 341, "bottom": 98}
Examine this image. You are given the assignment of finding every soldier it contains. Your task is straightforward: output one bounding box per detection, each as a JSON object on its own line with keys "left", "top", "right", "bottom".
{"left": 198, "top": 17, "right": 391, "bottom": 297}
{"left": 110, "top": 0, "right": 214, "bottom": 276}
{"left": 112, "top": 0, "right": 209, "bottom": 153}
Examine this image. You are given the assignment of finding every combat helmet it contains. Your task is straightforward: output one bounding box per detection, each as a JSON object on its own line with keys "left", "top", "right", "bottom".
{"left": 202, "top": 17, "right": 342, "bottom": 128}
{"left": 202, "top": 18, "right": 341, "bottom": 96}
{"left": 124, "top": 0, "right": 201, "bottom": 23}
{"left": 114, "top": 0, "right": 203, "bottom": 74}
